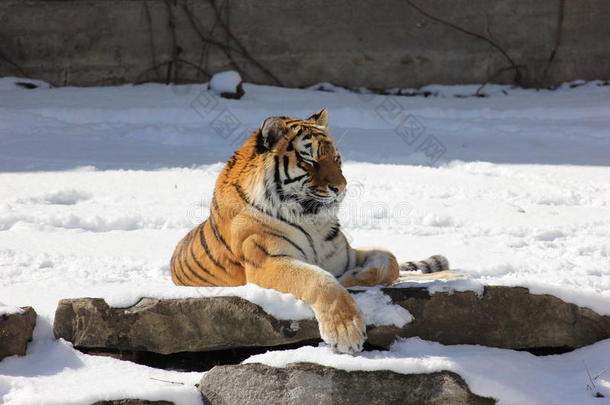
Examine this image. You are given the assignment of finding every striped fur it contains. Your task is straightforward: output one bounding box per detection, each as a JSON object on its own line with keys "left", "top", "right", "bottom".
{"left": 400, "top": 255, "right": 450, "bottom": 273}
{"left": 170, "top": 109, "right": 457, "bottom": 353}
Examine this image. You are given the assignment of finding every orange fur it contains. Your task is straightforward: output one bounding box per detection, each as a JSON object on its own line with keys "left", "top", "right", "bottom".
{"left": 170, "top": 109, "right": 456, "bottom": 352}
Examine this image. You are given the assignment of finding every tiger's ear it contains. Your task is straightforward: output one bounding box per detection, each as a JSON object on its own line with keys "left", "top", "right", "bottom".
{"left": 260, "top": 116, "right": 288, "bottom": 151}
{"left": 308, "top": 108, "right": 329, "bottom": 127}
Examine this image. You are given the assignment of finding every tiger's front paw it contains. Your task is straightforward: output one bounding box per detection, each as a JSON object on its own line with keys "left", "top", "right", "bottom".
{"left": 314, "top": 291, "right": 366, "bottom": 354}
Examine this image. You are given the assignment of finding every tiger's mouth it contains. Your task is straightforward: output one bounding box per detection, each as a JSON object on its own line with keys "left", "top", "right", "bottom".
{"left": 303, "top": 189, "right": 345, "bottom": 207}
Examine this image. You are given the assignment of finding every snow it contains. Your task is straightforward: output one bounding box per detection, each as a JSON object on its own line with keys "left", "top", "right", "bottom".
{"left": 0, "top": 327, "right": 202, "bottom": 405}
{"left": 0, "top": 77, "right": 51, "bottom": 91}
{"left": 104, "top": 283, "right": 314, "bottom": 321}
{"left": 208, "top": 70, "right": 242, "bottom": 95}
{"left": 0, "top": 76, "right": 609, "bottom": 404}
{"left": 244, "top": 338, "right": 610, "bottom": 405}
{"left": 0, "top": 302, "right": 23, "bottom": 316}
{"left": 352, "top": 289, "right": 413, "bottom": 327}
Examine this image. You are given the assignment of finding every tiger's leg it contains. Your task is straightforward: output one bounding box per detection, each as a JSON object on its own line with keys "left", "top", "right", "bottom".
{"left": 337, "top": 248, "right": 400, "bottom": 287}
{"left": 242, "top": 236, "right": 366, "bottom": 354}
{"left": 338, "top": 250, "right": 464, "bottom": 287}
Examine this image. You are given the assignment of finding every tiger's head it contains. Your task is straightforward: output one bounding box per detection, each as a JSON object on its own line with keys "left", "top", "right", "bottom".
{"left": 256, "top": 108, "right": 346, "bottom": 215}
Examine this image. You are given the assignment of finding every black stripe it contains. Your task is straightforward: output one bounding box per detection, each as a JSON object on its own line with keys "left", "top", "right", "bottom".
{"left": 171, "top": 253, "right": 188, "bottom": 285}
{"left": 253, "top": 241, "right": 291, "bottom": 259}
{"left": 284, "top": 174, "right": 308, "bottom": 185}
{"left": 325, "top": 224, "right": 341, "bottom": 241}
{"left": 211, "top": 194, "right": 222, "bottom": 219}
{"left": 333, "top": 243, "right": 351, "bottom": 279}
{"left": 342, "top": 239, "right": 351, "bottom": 274}
{"left": 430, "top": 256, "right": 442, "bottom": 272}
{"left": 241, "top": 255, "right": 261, "bottom": 268}
{"left": 295, "top": 151, "right": 316, "bottom": 167}
{"left": 188, "top": 241, "right": 220, "bottom": 282}
{"left": 345, "top": 244, "right": 350, "bottom": 270}
{"left": 421, "top": 260, "right": 432, "bottom": 273}
{"left": 283, "top": 156, "right": 292, "bottom": 180}
{"left": 402, "top": 262, "right": 418, "bottom": 272}
{"left": 255, "top": 130, "right": 267, "bottom": 154}
{"left": 273, "top": 156, "right": 285, "bottom": 201}
{"left": 208, "top": 216, "right": 235, "bottom": 257}
{"left": 180, "top": 254, "right": 212, "bottom": 285}
{"left": 263, "top": 230, "right": 307, "bottom": 260}
{"left": 233, "top": 183, "right": 251, "bottom": 204}
{"left": 199, "top": 224, "right": 228, "bottom": 273}
{"left": 324, "top": 246, "right": 339, "bottom": 260}
{"left": 233, "top": 184, "right": 318, "bottom": 262}
{"left": 298, "top": 151, "right": 312, "bottom": 160}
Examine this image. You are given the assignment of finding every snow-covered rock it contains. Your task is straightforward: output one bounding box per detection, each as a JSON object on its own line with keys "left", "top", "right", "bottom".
{"left": 208, "top": 70, "right": 244, "bottom": 99}
{"left": 53, "top": 286, "right": 610, "bottom": 356}
{"left": 0, "top": 306, "right": 37, "bottom": 360}
{"left": 91, "top": 401, "right": 173, "bottom": 405}
{"left": 199, "top": 362, "right": 495, "bottom": 405}
{"left": 53, "top": 296, "right": 319, "bottom": 355}
{"left": 0, "top": 77, "right": 51, "bottom": 90}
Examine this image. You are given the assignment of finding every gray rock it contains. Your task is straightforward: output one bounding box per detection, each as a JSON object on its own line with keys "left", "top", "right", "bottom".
{"left": 199, "top": 362, "right": 496, "bottom": 405}
{"left": 0, "top": 306, "right": 37, "bottom": 360}
{"left": 53, "top": 286, "right": 610, "bottom": 355}
{"left": 53, "top": 297, "right": 319, "bottom": 355}
{"left": 91, "top": 401, "right": 173, "bottom": 405}
{"left": 370, "top": 286, "right": 610, "bottom": 350}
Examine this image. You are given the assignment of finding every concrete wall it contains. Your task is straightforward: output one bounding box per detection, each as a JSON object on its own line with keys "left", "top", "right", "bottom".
{"left": 1, "top": 0, "right": 609, "bottom": 88}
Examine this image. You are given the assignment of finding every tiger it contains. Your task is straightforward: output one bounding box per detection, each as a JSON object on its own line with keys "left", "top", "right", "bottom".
{"left": 170, "top": 108, "right": 460, "bottom": 353}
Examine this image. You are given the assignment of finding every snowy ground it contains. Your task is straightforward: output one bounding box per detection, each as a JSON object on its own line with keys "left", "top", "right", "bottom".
{"left": 0, "top": 77, "right": 609, "bottom": 404}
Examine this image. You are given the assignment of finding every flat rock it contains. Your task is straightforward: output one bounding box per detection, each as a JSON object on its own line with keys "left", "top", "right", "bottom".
{"left": 199, "top": 362, "right": 496, "bottom": 405}
{"left": 53, "top": 286, "right": 610, "bottom": 355}
{"left": 369, "top": 286, "right": 610, "bottom": 350}
{"left": 54, "top": 297, "right": 319, "bottom": 355}
{"left": 91, "top": 401, "right": 173, "bottom": 405}
{"left": 0, "top": 306, "right": 37, "bottom": 360}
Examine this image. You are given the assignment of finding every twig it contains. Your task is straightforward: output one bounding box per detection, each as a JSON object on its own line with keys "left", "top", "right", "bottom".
{"left": 205, "top": 0, "right": 247, "bottom": 78}
{"left": 540, "top": 0, "right": 565, "bottom": 87}
{"left": 143, "top": 0, "right": 161, "bottom": 78}
{"left": 0, "top": 49, "right": 28, "bottom": 78}
{"left": 405, "top": 0, "right": 522, "bottom": 85}
{"left": 206, "top": 0, "right": 283, "bottom": 86}
{"left": 594, "top": 366, "right": 610, "bottom": 381}
{"left": 135, "top": 59, "right": 211, "bottom": 84}
{"left": 149, "top": 377, "right": 184, "bottom": 385}
{"left": 583, "top": 360, "right": 605, "bottom": 397}
{"left": 476, "top": 64, "right": 527, "bottom": 95}
{"left": 182, "top": 1, "right": 241, "bottom": 74}
{"left": 163, "top": 0, "right": 180, "bottom": 84}
{"left": 201, "top": 0, "right": 226, "bottom": 77}
{"left": 584, "top": 360, "right": 596, "bottom": 390}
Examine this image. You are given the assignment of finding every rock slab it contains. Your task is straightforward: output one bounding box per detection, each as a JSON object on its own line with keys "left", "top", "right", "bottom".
{"left": 53, "top": 287, "right": 610, "bottom": 354}
{"left": 199, "top": 362, "right": 496, "bottom": 405}
{"left": 370, "top": 286, "right": 610, "bottom": 350}
{"left": 0, "top": 306, "right": 37, "bottom": 360}
{"left": 54, "top": 297, "right": 319, "bottom": 355}
{"left": 91, "top": 401, "right": 173, "bottom": 405}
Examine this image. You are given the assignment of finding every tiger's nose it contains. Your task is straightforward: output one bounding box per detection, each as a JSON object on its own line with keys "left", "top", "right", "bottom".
{"left": 329, "top": 183, "right": 346, "bottom": 195}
